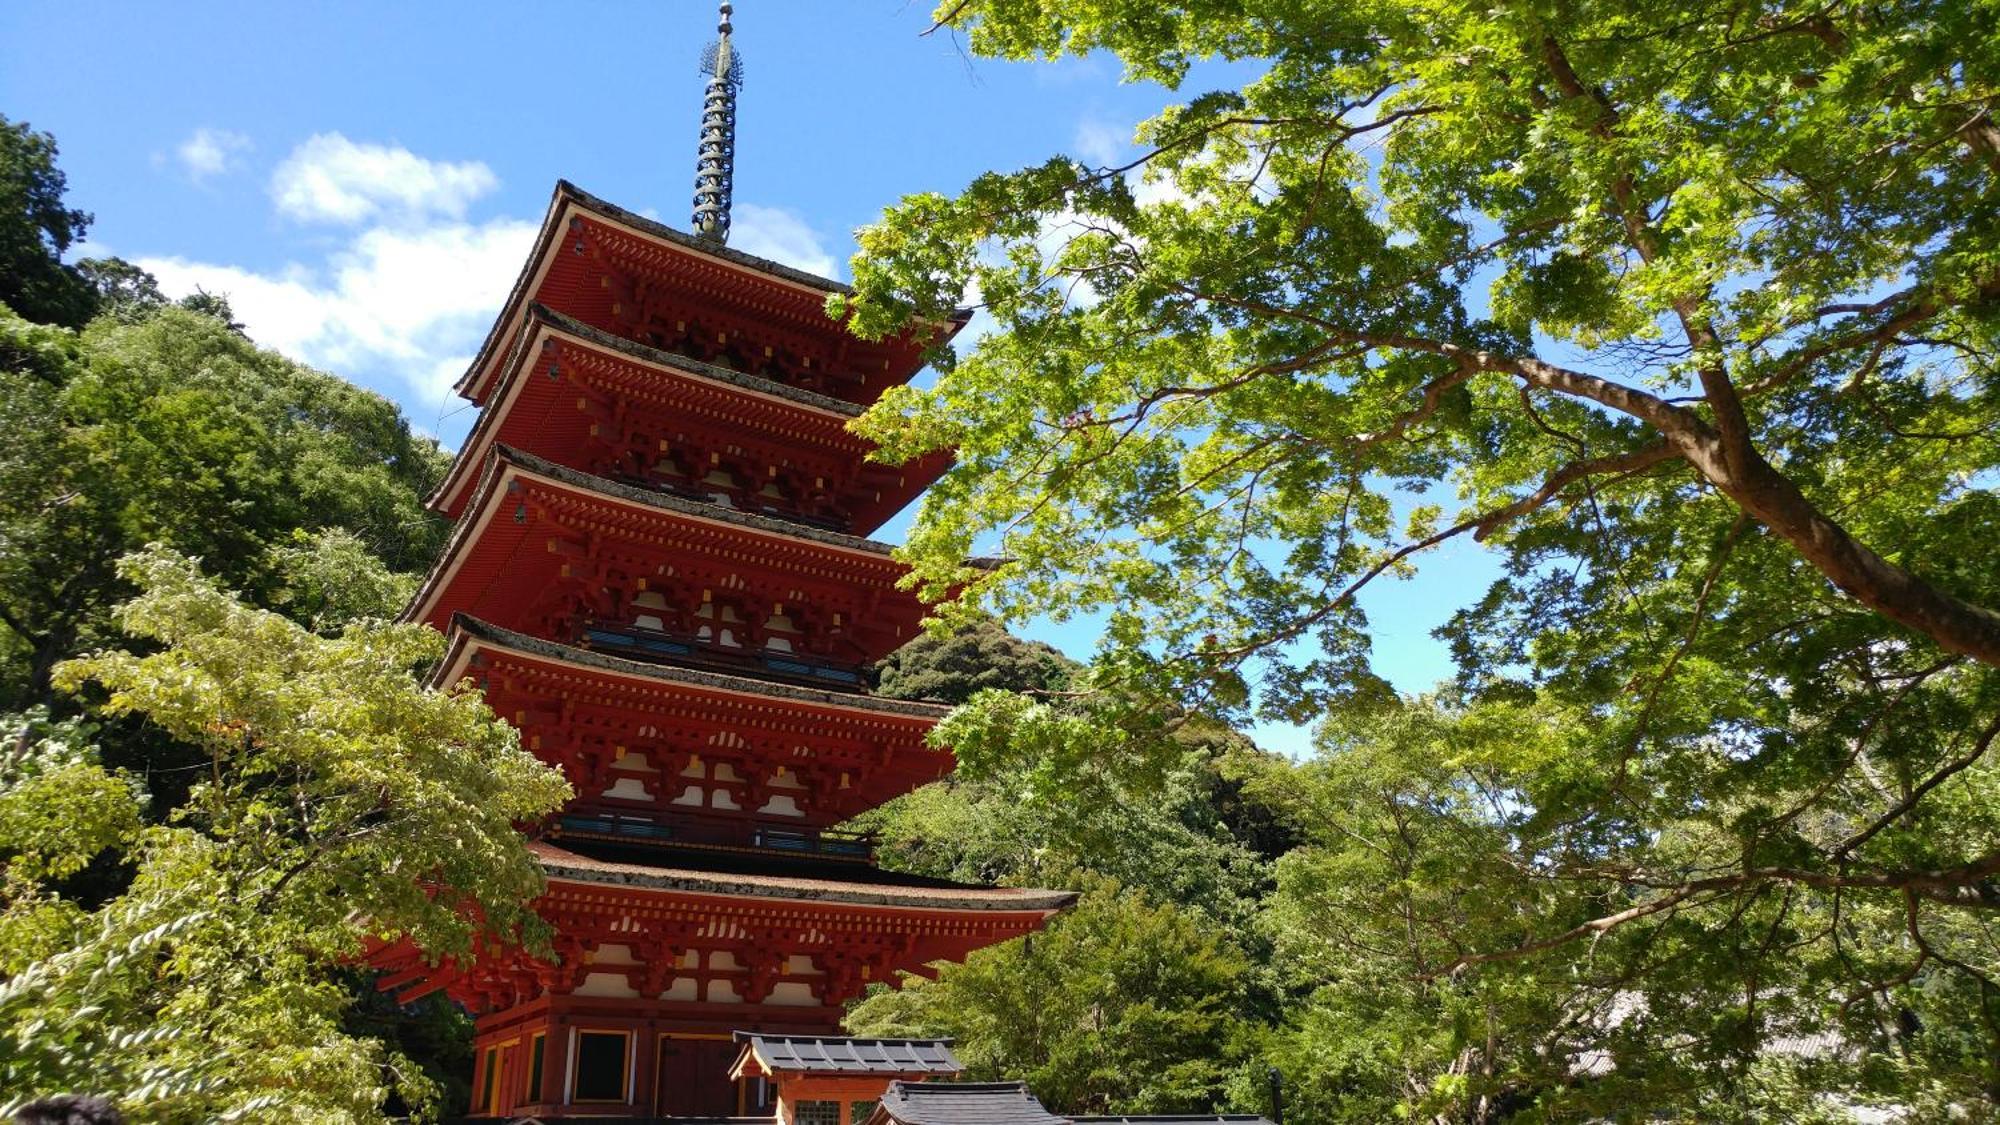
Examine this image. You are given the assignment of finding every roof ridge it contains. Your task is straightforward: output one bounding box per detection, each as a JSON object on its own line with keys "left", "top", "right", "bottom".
{"left": 556, "top": 179, "right": 855, "bottom": 294}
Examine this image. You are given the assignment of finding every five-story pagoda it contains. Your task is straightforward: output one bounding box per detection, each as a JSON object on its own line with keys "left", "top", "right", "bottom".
{"left": 367, "top": 8, "right": 1072, "bottom": 1117}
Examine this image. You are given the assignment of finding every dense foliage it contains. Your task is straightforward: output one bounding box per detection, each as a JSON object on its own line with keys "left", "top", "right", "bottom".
{"left": 0, "top": 306, "right": 450, "bottom": 703}
{"left": 856, "top": 620, "right": 1290, "bottom": 1114}
{"left": 0, "top": 549, "right": 569, "bottom": 1121}
{"left": 838, "top": 0, "right": 2000, "bottom": 1117}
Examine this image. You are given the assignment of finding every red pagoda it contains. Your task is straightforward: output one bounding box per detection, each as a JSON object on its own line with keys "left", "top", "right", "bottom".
{"left": 369, "top": 7, "right": 1071, "bottom": 1117}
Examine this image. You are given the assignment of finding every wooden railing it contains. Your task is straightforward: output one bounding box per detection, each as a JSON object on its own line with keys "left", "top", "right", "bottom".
{"left": 555, "top": 812, "right": 878, "bottom": 863}
{"left": 579, "top": 622, "right": 869, "bottom": 692}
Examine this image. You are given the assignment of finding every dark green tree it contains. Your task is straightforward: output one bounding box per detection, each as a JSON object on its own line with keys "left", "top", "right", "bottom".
{"left": 0, "top": 306, "right": 449, "bottom": 703}
{"left": 0, "top": 116, "right": 95, "bottom": 328}
{"left": 875, "top": 617, "right": 1073, "bottom": 703}
{"left": 77, "top": 256, "right": 243, "bottom": 332}
{"left": 848, "top": 881, "right": 1260, "bottom": 1115}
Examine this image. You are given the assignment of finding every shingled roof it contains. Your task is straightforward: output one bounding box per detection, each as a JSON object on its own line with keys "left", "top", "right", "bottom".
{"left": 532, "top": 839, "right": 1078, "bottom": 913}
{"left": 729, "top": 1034, "right": 962, "bottom": 1079}
{"left": 867, "top": 1082, "right": 1068, "bottom": 1125}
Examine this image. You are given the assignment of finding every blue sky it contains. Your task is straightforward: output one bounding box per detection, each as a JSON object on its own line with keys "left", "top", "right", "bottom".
{"left": 1, "top": 1, "right": 1500, "bottom": 755}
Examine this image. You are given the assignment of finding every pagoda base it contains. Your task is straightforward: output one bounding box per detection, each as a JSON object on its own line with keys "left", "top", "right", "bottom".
{"left": 466, "top": 993, "right": 841, "bottom": 1119}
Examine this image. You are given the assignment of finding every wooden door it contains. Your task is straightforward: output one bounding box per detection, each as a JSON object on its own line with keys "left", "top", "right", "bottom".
{"left": 656, "top": 1037, "right": 739, "bottom": 1117}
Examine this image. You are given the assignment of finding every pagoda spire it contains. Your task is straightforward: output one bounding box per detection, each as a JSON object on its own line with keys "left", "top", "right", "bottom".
{"left": 691, "top": 1, "right": 743, "bottom": 243}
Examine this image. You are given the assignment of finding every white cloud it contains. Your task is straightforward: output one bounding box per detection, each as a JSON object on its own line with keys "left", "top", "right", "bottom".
{"left": 176, "top": 128, "right": 252, "bottom": 182}
{"left": 139, "top": 217, "right": 536, "bottom": 411}
{"left": 1072, "top": 117, "right": 1130, "bottom": 168}
{"left": 728, "top": 203, "right": 839, "bottom": 279}
{"left": 141, "top": 140, "right": 838, "bottom": 445}
{"left": 270, "top": 133, "right": 498, "bottom": 226}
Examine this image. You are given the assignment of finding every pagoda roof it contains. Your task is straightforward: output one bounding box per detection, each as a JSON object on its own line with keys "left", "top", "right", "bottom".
{"left": 407, "top": 444, "right": 931, "bottom": 648}
{"left": 430, "top": 304, "right": 949, "bottom": 531}
{"left": 442, "top": 613, "right": 950, "bottom": 724}
{"left": 368, "top": 847, "right": 1071, "bottom": 1012}
{"left": 531, "top": 839, "right": 1075, "bottom": 914}
{"left": 729, "top": 1033, "right": 962, "bottom": 1080}
{"left": 456, "top": 180, "right": 967, "bottom": 408}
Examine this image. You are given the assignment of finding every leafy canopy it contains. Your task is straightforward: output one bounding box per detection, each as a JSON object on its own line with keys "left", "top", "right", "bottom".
{"left": 849, "top": 881, "right": 1260, "bottom": 1115}
{"left": 0, "top": 304, "right": 450, "bottom": 703}
{"left": 838, "top": 0, "right": 2000, "bottom": 1116}
{"left": 0, "top": 115, "right": 94, "bottom": 329}
{"left": 0, "top": 548, "right": 570, "bottom": 1122}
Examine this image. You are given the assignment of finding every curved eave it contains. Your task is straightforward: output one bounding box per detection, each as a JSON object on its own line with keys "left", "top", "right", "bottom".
{"left": 455, "top": 180, "right": 971, "bottom": 405}
{"left": 439, "top": 613, "right": 952, "bottom": 725}
{"left": 405, "top": 443, "right": 912, "bottom": 631}
{"left": 430, "top": 304, "right": 876, "bottom": 518}
{"left": 531, "top": 839, "right": 1076, "bottom": 915}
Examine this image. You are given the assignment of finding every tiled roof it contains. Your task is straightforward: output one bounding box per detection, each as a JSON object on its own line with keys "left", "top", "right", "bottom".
{"left": 448, "top": 613, "right": 952, "bottom": 720}
{"left": 731, "top": 1033, "right": 962, "bottom": 1077}
{"left": 526, "top": 304, "right": 866, "bottom": 418}
{"left": 495, "top": 443, "right": 905, "bottom": 556}
{"left": 559, "top": 180, "right": 856, "bottom": 295}
{"left": 531, "top": 839, "right": 1078, "bottom": 913}
{"left": 873, "top": 1082, "right": 1067, "bottom": 1125}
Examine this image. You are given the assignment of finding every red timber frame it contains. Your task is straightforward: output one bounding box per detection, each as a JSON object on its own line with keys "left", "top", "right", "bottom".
{"left": 407, "top": 445, "right": 945, "bottom": 671}
{"left": 431, "top": 305, "right": 950, "bottom": 535}
{"left": 370, "top": 852, "right": 1063, "bottom": 1120}
{"left": 455, "top": 180, "right": 965, "bottom": 412}
{"left": 371, "top": 180, "right": 1067, "bottom": 1120}
{"left": 441, "top": 617, "right": 955, "bottom": 833}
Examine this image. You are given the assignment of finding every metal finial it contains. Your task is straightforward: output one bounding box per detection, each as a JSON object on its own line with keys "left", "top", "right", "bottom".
{"left": 692, "top": 1, "right": 744, "bottom": 243}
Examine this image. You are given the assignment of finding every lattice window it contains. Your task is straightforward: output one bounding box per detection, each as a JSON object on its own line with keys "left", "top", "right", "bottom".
{"left": 795, "top": 1099, "right": 840, "bottom": 1125}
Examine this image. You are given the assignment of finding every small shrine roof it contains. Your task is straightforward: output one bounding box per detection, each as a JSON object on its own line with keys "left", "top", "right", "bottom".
{"left": 530, "top": 839, "right": 1078, "bottom": 913}
{"left": 728, "top": 1033, "right": 962, "bottom": 1079}
{"left": 869, "top": 1082, "right": 1068, "bottom": 1125}
{"left": 446, "top": 614, "right": 952, "bottom": 721}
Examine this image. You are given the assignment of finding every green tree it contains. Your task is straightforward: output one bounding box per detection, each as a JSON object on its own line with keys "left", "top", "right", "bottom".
{"left": 0, "top": 305, "right": 449, "bottom": 702}
{"left": 870, "top": 621, "right": 1289, "bottom": 924}
{"left": 0, "top": 115, "right": 94, "bottom": 328}
{"left": 849, "top": 881, "right": 1258, "bottom": 1115}
{"left": 839, "top": 0, "right": 2000, "bottom": 1115}
{"left": 875, "top": 617, "right": 1073, "bottom": 703}
{"left": 0, "top": 547, "right": 570, "bottom": 1122}
{"left": 76, "top": 255, "right": 243, "bottom": 331}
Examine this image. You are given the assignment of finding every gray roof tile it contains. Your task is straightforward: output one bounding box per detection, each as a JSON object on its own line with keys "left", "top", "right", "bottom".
{"left": 873, "top": 1082, "right": 1068, "bottom": 1125}
{"left": 732, "top": 1034, "right": 962, "bottom": 1076}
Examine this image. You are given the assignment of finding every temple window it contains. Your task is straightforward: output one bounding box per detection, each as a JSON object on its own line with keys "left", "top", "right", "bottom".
{"left": 525, "top": 1033, "right": 546, "bottom": 1104}
{"left": 478, "top": 1045, "right": 499, "bottom": 1113}
{"left": 571, "top": 1029, "right": 632, "bottom": 1103}
{"left": 695, "top": 601, "right": 745, "bottom": 648}
{"left": 795, "top": 1100, "right": 840, "bottom": 1125}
